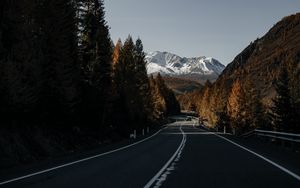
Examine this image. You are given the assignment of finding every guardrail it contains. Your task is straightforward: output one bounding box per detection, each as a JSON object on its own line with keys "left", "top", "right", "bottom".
{"left": 243, "top": 129, "right": 300, "bottom": 143}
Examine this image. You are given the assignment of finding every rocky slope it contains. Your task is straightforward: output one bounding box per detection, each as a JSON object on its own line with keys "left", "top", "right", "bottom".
{"left": 193, "top": 13, "right": 300, "bottom": 126}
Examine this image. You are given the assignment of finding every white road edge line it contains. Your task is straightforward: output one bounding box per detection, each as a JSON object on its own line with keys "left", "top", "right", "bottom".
{"left": 144, "top": 126, "right": 186, "bottom": 188}
{"left": 213, "top": 133, "right": 300, "bottom": 182}
{"left": 0, "top": 126, "right": 167, "bottom": 186}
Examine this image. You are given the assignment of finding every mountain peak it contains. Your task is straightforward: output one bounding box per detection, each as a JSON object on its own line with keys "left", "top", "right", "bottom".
{"left": 145, "top": 51, "right": 225, "bottom": 82}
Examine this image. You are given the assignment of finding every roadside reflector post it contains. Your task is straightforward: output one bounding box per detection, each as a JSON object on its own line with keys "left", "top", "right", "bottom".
{"left": 134, "top": 130, "right": 136, "bottom": 139}
{"left": 142, "top": 129, "right": 145, "bottom": 136}
{"left": 224, "top": 126, "right": 226, "bottom": 134}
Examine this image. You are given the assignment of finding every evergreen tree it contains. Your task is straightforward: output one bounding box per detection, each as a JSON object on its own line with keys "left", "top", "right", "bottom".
{"left": 1, "top": 0, "right": 42, "bottom": 123}
{"left": 90, "top": 0, "right": 112, "bottom": 92}
{"left": 0, "top": 0, "right": 5, "bottom": 115}
{"left": 77, "top": 0, "right": 113, "bottom": 127}
{"left": 155, "top": 73, "right": 180, "bottom": 115}
{"left": 243, "top": 79, "right": 265, "bottom": 130}
{"left": 78, "top": 0, "right": 97, "bottom": 78}
{"left": 112, "top": 36, "right": 150, "bottom": 133}
{"left": 0, "top": 0, "right": 174, "bottom": 136}
{"left": 270, "top": 67, "right": 297, "bottom": 132}
{"left": 134, "top": 38, "right": 154, "bottom": 121}
{"left": 38, "top": 0, "right": 81, "bottom": 123}
{"left": 77, "top": 0, "right": 112, "bottom": 84}
{"left": 215, "top": 109, "right": 231, "bottom": 132}
{"left": 120, "top": 36, "right": 143, "bottom": 123}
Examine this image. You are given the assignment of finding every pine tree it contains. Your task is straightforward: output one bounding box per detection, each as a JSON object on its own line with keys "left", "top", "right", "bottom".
{"left": 0, "top": 0, "right": 4, "bottom": 54}
{"left": 78, "top": 0, "right": 97, "bottom": 78}
{"left": 155, "top": 73, "right": 180, "bottom": 116}
{"left": 38, "top": 0, "right": 81, "bottom": 123}
{"left": 120, "top": 36, "right": 143, "bottom": 123}
{"left": 0, "top": 0, "right": 5, "bottom": 115}
{"left": 110, "top": 39, "right": 130, "bottom": 134}
{"left": 77, "top": 0, "right": 112, "bottom": 85}
{"left": 134, "top": 38, "right": 154, "bottom": 121}
{"left": 77, "top": 0, "right": 112, "bottom": 127}
{"left": 243, "top": 79, "right": 265, "bottom": 130}
{"left": 91, "top": 0, "right": 112, "bottom": 92}
{"left": 1, "top": 0, "right": 42, "bottom": 123}
{"left": 111, "top": 36, "right": 150, "bottom": 132}
{"left": 215, "top": 109, "right": 230, "bottom": 132}
{"left": 253, "top": 97, "right": 266, "bottom": 129}
{"left": 270, "top": 67, "right": 297, "bottom": 132}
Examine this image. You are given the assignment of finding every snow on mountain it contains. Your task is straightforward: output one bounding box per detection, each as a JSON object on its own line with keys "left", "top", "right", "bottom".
{"left": 145, "top": 51, "right": 225, "bottom": 76}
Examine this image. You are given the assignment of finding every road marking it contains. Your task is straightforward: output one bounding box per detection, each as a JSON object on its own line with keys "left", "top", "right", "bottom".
{"left": 213, "top": 133, "right": 300, "bottom": 182}
{"left": 0, "top": 126, "right": 167, "bottom": 186}
{"left": 163, "top": 132, "right": 213, "bottom": 135}
{"left": 153, "top": 134, "right": 186, "bottom": 188}
{"left": 144, "top": 126, "right": 186, "bottom": 188}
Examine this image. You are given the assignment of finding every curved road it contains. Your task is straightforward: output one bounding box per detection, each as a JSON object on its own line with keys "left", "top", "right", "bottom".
{"left": 1, "top": 120, "right": 300, "bottom": 188}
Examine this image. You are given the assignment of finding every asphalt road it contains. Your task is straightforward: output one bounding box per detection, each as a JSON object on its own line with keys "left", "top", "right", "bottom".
{"left": 1, "top": 120, "right": 300, "bottom": 188}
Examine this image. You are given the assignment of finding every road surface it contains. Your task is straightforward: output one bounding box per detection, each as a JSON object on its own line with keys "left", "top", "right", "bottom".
{"left": 1, "top": 119, "right": 300, "bottom": 188}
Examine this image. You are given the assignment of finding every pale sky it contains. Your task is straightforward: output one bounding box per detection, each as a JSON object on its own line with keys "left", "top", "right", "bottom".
{"left": 105, "top": 0, "right": 300, "bottom": 65}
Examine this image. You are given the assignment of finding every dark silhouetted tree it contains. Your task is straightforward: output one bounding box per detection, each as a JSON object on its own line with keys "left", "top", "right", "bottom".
{"left": 37, "top": 0, "right": 81, "bottom": 124}
{"left": 155, "top": 73, "right": 180, "bottom": 116}
{"left": 270, "top": 67, "right": 298, "bottom": 132}
{"left": 215, "top": 109, "right": 231, "bottom": 132}
{"left": 0, "top": 0, "right": 43, "bottom": 124}
{"left": 77, "top": 0, "right": 113, "bottom": 128}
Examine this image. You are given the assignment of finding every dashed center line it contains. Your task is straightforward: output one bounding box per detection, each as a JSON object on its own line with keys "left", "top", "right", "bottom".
{"left": 144, "top": 126, "right": 187, "bottom": 188}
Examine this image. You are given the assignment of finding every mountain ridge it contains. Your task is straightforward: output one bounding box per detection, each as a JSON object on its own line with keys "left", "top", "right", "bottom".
{"left": 145, "top": 51, "right": 225, "bottom": 83}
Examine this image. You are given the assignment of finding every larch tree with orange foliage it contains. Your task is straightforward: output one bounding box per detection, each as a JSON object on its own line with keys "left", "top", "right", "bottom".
{"left": 227, "top": 79, "right": 247, "bottom": 134}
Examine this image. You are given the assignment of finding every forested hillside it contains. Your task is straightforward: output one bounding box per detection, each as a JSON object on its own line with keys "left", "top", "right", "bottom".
{"left": 162, "top": 76, "right": 203, "bottom": 94}
{"left": 180, "top": 13, "right": 300, "bottom": 134}
{"left": 0, "top": 0, "right": 179, "bottom": 169}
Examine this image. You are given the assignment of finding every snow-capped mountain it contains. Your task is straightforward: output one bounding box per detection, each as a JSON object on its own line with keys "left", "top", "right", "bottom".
{"left": 146, "top": 51, "right": 225, "bottom": 77}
